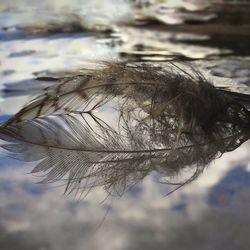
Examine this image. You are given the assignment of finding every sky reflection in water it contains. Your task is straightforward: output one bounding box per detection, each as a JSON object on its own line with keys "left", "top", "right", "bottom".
{"left": 1, "top": 142, "right": 250, "bottom": 250}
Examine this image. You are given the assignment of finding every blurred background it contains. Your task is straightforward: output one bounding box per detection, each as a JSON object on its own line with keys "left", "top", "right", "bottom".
{"left": 1, "top": 1, "right": 250, "bottom": 249}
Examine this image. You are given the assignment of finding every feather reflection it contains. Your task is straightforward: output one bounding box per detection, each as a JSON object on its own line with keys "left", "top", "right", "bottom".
{"left": 0, "top": 62, "right": 250, "bottom": 197}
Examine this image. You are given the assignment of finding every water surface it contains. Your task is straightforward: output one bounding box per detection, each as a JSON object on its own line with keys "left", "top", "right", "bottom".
{"left": 1, "top": 1, "right": 250, "bottom": 250}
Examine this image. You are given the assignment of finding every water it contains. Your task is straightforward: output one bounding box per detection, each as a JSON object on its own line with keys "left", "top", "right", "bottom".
{"left": 1, "top": 1, "right": 250, "bottom": 250}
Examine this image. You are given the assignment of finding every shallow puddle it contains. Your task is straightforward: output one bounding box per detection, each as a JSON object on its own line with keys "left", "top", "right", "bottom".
{"left": 1, "top": 1, "right": 250, "bottom": 250}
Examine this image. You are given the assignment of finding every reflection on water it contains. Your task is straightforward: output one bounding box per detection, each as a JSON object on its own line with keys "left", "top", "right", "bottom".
{"left": 1, "top": 0, "right": 250, "bottom": 250}
{"left": 1, "top": 144, "right": 250, "bottom": 250}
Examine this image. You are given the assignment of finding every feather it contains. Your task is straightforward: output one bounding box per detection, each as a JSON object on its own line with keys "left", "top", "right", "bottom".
{"left": 1, "top": 62, "right": 250, "bottom": 197}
